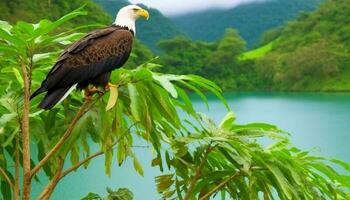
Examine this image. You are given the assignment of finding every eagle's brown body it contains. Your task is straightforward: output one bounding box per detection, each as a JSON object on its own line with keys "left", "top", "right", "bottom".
{"left": 31, "top": 25, "right": 134, "bottom": 109}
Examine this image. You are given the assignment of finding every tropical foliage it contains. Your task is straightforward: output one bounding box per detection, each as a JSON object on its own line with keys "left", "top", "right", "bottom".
{"left": 0, "top": 7, "right": 224, "bottom": 199}
{"left": 82, "top": 187, "right": 133, "bottom": 200}
{"left": 155, "top": 112, "right": 350, "bottom": 199}
{"left": 0, "top": 6, "right": 350, "bottom": 200}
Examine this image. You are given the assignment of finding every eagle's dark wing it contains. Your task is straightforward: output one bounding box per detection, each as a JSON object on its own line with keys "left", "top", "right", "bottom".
{"left": 31, "top": 25, "right": 134, "bottom": 109}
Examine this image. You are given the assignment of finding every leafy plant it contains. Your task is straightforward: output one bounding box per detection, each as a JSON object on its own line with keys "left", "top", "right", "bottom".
{"left": 81, "top": 187, "right": 133, "bottom": 200}
{"left": 0, "top": 7, "right": 225, "bottom": 200}
{"left": 155, "top": 112, "right": 350, "bottom": 200}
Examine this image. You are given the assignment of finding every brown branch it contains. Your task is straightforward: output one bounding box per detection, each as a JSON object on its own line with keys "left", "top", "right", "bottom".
{"left": 183, "top": 144, "right": 215, "bottom": 200}
{"left": 199, "top": 171, "right": 241, "bottom": 200}
{"left": 59, "top": 151, "right": 104, "bottom": 180}
{"left": 37, "top": 157, "right": 65, "bottom": 200}
{"left": 0, "top": 167, "right": 14, "bottom": 190}
{"left": 21, "top": 62, "right": 31, "bottom": 200}
{"left": 30, "top": 96, "right": 100, "bottom": 178}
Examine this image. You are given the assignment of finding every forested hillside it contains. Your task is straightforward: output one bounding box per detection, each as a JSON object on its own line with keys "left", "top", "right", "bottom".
{"left": 172, "top": 0, "right": 323, "bottom": 48}
{"left": 254, "top": 0, "right": 350, "bottom": 91}
{"left": 94, "top": 0, "right": 184, "bottom": 51}
{"left": 159, "top": 0, "right": 350, "bottom": 91}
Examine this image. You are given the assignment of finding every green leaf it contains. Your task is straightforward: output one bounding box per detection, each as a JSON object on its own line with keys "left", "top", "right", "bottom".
{"left": 178, "top": 80, "right": 209, "bottom": 109}
{"left": 117, "top": 143, "right": 125, "bottom": 166}
{"left": 133, "top": 157, "right": 144, "bottom": 176}
{"left": 0, "top": 113, "right": 16, "bottom": 126}
{"left": 15, "top": 21, "right": 34, "bottom": 35}
{"left": 0, "top": 20, "right": 12, "bottom": 32}
{"left": 128, "top": 83, "right": 141, "bottom": 121}
{"left": 33, "top": 6, "right": 87, "bottom": 37}
{"left": 2, "top": 127, "right": 19, "bottom": 147}
{"left": 0, "top": 28, "right": 25, "bottom": 46}
{"left": 153, "top": 74, "right": 178, "bottom": 98}
{"left": 12, "top": 67, "right": 23, "bottom": 87}
{"left": 267, "top": 164, "right": 293, "bottom": 199}
{"left": 80, "top": 192, "right": 102, "bottom": 200}
{"left": 219, "top": 111, "right": 236, "bottom": 129}
{"left": 105, "top": 150, "right": 113, "bottom": 177}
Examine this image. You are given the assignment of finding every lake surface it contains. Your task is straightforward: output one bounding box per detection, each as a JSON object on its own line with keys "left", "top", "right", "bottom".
{"left": 33, "top": 92, "right": 350, "bottom": 199}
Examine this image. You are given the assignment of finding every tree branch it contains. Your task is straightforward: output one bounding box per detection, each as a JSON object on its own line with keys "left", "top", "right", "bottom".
{"left": 183, "top": 144, "right": 215, "bottom": 200}
{"left": 59, "top": 151, "right": 104, "bottom": 180}
{"left": 199, "top": 171, "right": 241, "bottom": 200}
{"left": 30, "top": 97, "right": 95, "bottom": 178}
{"left": 21, "top": 62, "right": 31, "bottom": 200}
{"left": 37, "top": 157, "right": 65, "bottom": 200}
{"left": 0, "top": 167, "right": 14, "bottom": 190}
{"left": 58, "top": 120, "right": 138, "bottom": 181}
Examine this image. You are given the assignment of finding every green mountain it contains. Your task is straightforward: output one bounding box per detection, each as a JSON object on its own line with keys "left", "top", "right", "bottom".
{"left": 94, "top": 0, "right": 184, "bottom": 52}
{"left": 172, "top": 0, "right": 323, "bottom": 48}
{"left": 252, "top": 0, "right": 350, "bottom": 91}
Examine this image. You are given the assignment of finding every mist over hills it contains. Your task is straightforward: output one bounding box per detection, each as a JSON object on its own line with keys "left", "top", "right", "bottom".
{"left": 94, "top": 0, "right": 184, "bottom": 51}
{"left": 172, "top": 0, "right": 324, "bottom": 48}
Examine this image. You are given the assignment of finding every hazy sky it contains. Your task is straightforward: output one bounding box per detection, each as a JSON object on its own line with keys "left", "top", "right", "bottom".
{"left": 130, "top": 0, "right": 267, "bottom": 16}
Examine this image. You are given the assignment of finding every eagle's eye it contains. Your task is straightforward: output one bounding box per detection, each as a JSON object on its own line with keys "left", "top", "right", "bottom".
{"left": 132, "top": 8, "right": 139, "bottom": 11}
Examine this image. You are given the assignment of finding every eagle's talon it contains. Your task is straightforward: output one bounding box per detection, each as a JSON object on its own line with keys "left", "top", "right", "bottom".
{"left": 105, "top": 83, "right": 118, "bottom": 91}
{"left": 85, "top": 87, "right": 104, "bottom": 99}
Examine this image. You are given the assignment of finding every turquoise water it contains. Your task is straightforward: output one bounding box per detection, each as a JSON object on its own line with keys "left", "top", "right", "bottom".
{"left": 34, "top": 92, "right": 350, "bottom": 199}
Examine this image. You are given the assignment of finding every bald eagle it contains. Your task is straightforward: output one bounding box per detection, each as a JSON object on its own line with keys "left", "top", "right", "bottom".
{"left": 30, "top": 5, "right": 149, "bottom": 110}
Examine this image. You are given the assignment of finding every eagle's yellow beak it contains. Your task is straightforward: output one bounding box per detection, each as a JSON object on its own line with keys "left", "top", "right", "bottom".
{"left": 136, "top": 9, "right": 149, "bottom": 20}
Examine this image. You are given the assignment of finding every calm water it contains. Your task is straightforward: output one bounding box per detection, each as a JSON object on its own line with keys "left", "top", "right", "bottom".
{"left": 33, "top": 92, "right": 350, "bottom": 200}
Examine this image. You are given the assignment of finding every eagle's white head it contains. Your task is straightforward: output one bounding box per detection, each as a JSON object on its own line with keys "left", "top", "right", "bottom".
{"left": 114, "top": 5, "right": 149, "bottom": 35}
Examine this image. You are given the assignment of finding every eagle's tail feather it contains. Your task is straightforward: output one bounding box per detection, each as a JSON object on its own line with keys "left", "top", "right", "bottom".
{"left": 30, "top": 87, "right": 45, "bottom": 100}
{"left": 39, "top": 87, "right": 72, "bottom": 110}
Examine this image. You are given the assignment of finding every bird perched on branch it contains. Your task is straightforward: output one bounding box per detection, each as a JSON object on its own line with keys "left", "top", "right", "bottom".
{"left": 30, "top": 5, "right": 149, "bottom": 110}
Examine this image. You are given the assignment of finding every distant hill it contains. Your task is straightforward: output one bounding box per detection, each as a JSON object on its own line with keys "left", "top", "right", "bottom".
{"left": 252, "top": 0, "right": 350, "bottom": 91}
{"left": 172, "top": 0, "right": 324, "bottom": 48}
{"left": 94, "top": 0, "right": 184, "bottom": 52}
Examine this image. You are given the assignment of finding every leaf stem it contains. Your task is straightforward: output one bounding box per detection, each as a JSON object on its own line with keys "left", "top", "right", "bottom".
{"left": 0, "top": 167, "right": 14, "bottom": 190}
{"left": 199, "top": 171, "right": 241, "bottom": 200}
{"left": 183, "top": 144, "right": 215, "bottom": 200}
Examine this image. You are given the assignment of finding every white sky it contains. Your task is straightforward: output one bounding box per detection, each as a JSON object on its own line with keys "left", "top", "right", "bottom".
{"left": 130, "top": 0, "right": 267, "bottom": 16}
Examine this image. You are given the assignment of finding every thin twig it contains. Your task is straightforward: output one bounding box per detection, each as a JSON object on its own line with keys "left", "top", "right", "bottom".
{"left": 0, "top": 167, "right": 14, "bottom": 190}
{"left": 37, "top": 157, "right": 65, "bottom": 200}
{"left": 183, "top": 144, "right": 215, "bottom": 200}
{"left": 59, "top": 122, "right": 138, "bottom": 180}
{"left": 59, "top": 151, "right": 104, "bottom": 180}
{"left": 30, "top": 99, "right": 92, "bottom": 177}
{"left": 199, "top": 171, "right": 241, "bottom": 200}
